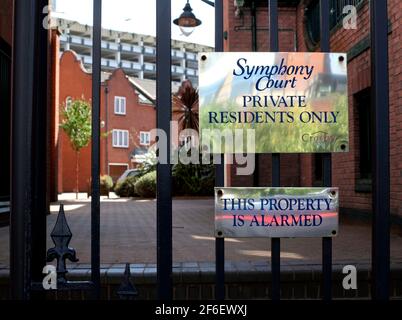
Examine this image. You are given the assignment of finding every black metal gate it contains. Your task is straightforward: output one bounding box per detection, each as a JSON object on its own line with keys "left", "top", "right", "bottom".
{"left": 0, "top": 37, "right": 11, "bottom": 225}
{"left": 10, "top": 0, "right": 390, "bottom": 300}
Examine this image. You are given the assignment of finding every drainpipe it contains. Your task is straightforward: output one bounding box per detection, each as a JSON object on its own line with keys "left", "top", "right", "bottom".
{"left": 104, "top": 85, "right": 109, "bottom": 176}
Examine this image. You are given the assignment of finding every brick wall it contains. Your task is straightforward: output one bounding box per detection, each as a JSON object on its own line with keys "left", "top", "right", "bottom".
{"left": 49, "top": 29, "right": 61, "bottom": 201}
{"left": 1, "top": 262, "right": 402, "bottom": 300}
{"left": 297, "top": 0, "right": 402, "bottom": 216}
{"left": 387, "top": 0, "right": 402, "bottom": 217}
{"left": 309, "top": 1, "right": 371, "bottom": 213}
{"left": 58, "top": 51, "right": 94, "bottom": 193}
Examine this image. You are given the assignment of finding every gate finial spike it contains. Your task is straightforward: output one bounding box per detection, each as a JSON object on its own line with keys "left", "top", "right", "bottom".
{"left": 46, "top": 204, "right": 79, "bottom": 284}
{"left": 117, "top": 263, "right": 138, "bottom": 300}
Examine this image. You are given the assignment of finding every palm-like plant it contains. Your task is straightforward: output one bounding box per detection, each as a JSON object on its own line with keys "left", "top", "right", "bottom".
{"left": 172, "top": 80, "right": 199, "bottom": 132}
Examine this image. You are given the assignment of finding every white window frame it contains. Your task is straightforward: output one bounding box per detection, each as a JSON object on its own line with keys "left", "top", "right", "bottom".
{"left": 112, "top": 129, "right": 129, "bottom": 148}
{"left": 140, "top": 131, "right": 151, "bottom": 146}
{"left": 114, "top": 96, "right": 126, "bottom": 115}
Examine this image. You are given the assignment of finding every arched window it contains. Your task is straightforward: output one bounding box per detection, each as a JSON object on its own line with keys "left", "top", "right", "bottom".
{"left": 304, "top": 0, "right": 321, "bottom": 49}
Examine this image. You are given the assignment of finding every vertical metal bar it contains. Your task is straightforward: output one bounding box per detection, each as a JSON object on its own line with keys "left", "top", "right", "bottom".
{"left": 269, "top": 0, "right": 280, "bottom": 301}
{"left": 370, "top": 0, "right": 390, "bottom": 301}
{"left": 269, "top": 0, "right": 279, "bottom": 51}
{"left": 156, "top": 0, "right": 172, "bottom": 300}
{"left": 215, "top": 223, "right": 225, "bottom": 300}
{"left": 215, "top": 0, "right": 225, "bottom": 301}
{"left": 251, "top": 0, "right": 259, "bottom": 187}
{"left": 91, "top": 0, "right": 102, "bottom": 299}
{"left": 320, "top": 0, "right": 332, "bottom": 302}
{"left": 251, "top": 1, "right": 257, "bottom": 52}
{"left": 10, "top": 0, "right": 38, "bottom": 300}
{"left": 31, "top": 0, "right": 50, "bottom": 299}
{"left": 320, "top": 0, "right": 330, "bottom": 52}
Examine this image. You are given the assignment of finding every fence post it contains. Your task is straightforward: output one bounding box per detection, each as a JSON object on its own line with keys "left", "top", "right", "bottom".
{"left": 91, "top": 0, "right": 102, "bottom": 299}
{"left": 10, "top": 0, "right": 38, "bottom": 300}
{"left": 370, "top": 0, "right": 390, "bottom": 301}
{"left": 268, "top": 0, "right": 281, "bottom": 302}
{"left": 31, "top": 0, "right": 50, "bottom": 299}
{"left": 156, "top": 0, "right": 173, "bottom": 300}
{"left": 320, "top": 0, "right": 333, "bottom": 302}
{"left": 214, "top": 0, "right": 225, "bottom": 301}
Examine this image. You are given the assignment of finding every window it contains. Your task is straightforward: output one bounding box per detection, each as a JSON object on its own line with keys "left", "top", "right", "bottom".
{"left": 140, "top": 131, "right": 150, "bottom": 146}
{"left": 112, "top": 129, "right": 129, "bottom": 148}
{"left": 305, "top": 0, "right": 321, "bottom": 47}
{"left": 355, "top": 88, "right": 372, "bottom": 192}
{"left": 65, "top": 96, "right": 72, "bottom": 109}
{"left": 114, "top": 96, "right": 126, "bottom": 115}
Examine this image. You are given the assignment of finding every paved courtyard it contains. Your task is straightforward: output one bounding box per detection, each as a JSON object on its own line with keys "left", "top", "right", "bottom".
{"left": 1, "top": 195, "right": 402, "bottom": 266}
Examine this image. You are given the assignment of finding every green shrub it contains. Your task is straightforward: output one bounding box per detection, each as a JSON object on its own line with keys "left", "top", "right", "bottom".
{"left": 100, "top": 175, "right": 113, "bottom": 195}
{"left": 172, "top": 156, "right": 215, "bottom": 196}
{"left": 134, "top": 171, "right": 156, "bottom": 198}
{"left": 114, "top": 176, "right": 138, "bottom": 197}
{"left": 88, "top": 175, "right": 114, "bottom": 196}
{"left": 199, "top": 166, "right": 215, "bottom": 195}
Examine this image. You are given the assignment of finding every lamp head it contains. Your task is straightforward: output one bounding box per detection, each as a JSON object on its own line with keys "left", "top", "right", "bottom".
{"left": 173, "top": 0, "right": 202, "bottom": 37}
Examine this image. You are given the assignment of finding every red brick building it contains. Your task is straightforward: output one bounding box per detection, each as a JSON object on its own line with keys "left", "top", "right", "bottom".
{"left": 56, "top": 49, "right": 156, "bottom": 192}
{"left": 225, "top": 0, "right": 402, "bottom": 219}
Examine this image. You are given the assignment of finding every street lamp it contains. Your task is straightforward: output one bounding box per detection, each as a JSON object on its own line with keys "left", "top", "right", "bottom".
{"left": 173, "top": 0, "right": 202, "bottom": 36}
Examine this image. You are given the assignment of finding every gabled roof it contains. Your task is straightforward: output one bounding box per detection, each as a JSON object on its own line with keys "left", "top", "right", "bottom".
{"left": 128, "top": 77, "right": 157, "bottom": 103}
{"left": 101, "top": 72, "right": 111, "bottom": 83}
{"left": 127, "top": 77, "right": 181, "bottom": 104}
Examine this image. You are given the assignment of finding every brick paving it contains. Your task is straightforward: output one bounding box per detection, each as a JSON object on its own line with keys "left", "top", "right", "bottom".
{"left": 1, "top": 196, "right": 402, "bottom": 266}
